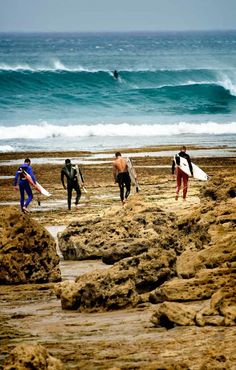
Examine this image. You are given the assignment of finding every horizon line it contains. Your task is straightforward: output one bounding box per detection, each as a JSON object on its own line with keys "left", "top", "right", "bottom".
{"left": 0, "top": 29, "right": 236, "bottom": 34}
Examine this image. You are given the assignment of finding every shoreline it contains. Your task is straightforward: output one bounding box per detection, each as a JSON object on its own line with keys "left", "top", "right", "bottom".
{"left": 0, "top": 145, "right": 235, "bottom": 228}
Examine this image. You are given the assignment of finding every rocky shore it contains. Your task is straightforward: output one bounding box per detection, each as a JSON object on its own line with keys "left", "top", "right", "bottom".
{"left": 0, "top": 146, "right": 235, "bottom": 369}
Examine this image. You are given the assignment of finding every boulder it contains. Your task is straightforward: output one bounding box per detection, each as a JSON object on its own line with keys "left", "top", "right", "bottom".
{"left": 200, "top": 175, "right": 236, "bottom": 202}
{"left": 0, "top": 207, "right": 61, "bottom": 284}
{"left": 3, "top": 343, "right": 63, "bottom": 369}
{"left": 55, "top": 247, "right": 176, "bottom": 311}
{"left": 58, "top": 197, "right": 176, "bottom": 262}
{"left": 151, "top": 301, "right": 196, "bottom": 328}
{"left": 149, "top": 267, "right": 233, "bottom": 303}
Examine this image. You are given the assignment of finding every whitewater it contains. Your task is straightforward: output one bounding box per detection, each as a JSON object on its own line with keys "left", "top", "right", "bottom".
{"left": 0, "top": 31, "right": 236, "bottom": 152}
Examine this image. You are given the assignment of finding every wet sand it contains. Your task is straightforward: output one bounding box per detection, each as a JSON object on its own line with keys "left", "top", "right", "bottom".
{"left": 0, "top": 145, "right": 236, "bottom": 369}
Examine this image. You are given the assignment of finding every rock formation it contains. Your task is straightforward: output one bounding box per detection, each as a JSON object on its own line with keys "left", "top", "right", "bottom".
{"left": 58, "top": 196, "right": 177, "bottom": 262}
{"left": 55, "top": 177, "right": 235, "bottom": 329}
{"left": 0, "top": 207, "right": 61, "bottom": 284}
{"left": 3, "top": 343, "right": 63, "bottom": 369}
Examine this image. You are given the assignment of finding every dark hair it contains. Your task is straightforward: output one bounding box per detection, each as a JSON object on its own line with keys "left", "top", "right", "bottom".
{"left": 115, "top": 152, "right": 121, "bottom": 158}
{"left": 65, "top": 159, "right": 71, "bottom": 164}
{"left": 181, "top": 146, "right": 186, "bottom": 151}
{"left": 24, "top": 158, "right": 31, "bottom": 164}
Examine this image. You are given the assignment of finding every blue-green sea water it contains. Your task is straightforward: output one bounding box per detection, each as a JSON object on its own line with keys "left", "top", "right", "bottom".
{"left": 0, "top": 31, "right": 236, "bottom": 152}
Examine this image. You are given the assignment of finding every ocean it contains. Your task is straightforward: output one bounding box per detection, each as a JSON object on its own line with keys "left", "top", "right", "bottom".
{"left": 0, "top": 31, "right": 236, "bottom": 153}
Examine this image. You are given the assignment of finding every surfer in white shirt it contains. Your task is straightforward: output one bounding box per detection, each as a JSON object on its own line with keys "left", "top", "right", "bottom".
{"left": 172, "top": 146, "right": 193, "bottom": 200}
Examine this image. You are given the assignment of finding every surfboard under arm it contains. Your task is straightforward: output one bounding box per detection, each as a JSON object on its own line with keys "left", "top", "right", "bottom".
{"left": 127, "top": 157, "right": 140, "bottom": 192}
{"left": 21, "top": 170, "right": 51, "bottom": 197}
{"left": 174, "top": 155, "right": 209, "bottom": 181}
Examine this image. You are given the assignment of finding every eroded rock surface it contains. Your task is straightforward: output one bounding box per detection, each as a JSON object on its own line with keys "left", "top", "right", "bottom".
{"left": 58, "top": 196, "right": 176, "bottom": 262}
{"left": 56, "top": 178, "right": 235, "bottom": 323}
{"left": 0, "top": 207, "right": 61, "bottom": 284}
{"left": 3, "top": 343, "right": 63, "bottom": 370}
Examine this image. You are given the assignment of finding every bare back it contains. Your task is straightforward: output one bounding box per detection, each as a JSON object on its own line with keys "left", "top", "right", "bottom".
{"left": 114, "top": 156, "right": 128, "bottom": 172}
{"left": 113, "top": 156, "right": 128, "bottom": 181}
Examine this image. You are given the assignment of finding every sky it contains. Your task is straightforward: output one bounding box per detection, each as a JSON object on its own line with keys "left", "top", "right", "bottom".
{"left": 0, "top": 0, "right": 236, "bottom": 33}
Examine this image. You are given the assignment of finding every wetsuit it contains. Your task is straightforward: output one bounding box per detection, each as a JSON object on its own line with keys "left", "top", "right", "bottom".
{"left": 172, "top": 151, "right": 193, "bottom": 199}
{"left": 14, "top": 164, "right": 36, "bottom": 210}
{"left": 61, "top": 164, "right": 83, "bottom": 210}
{"left": 117, "top": 172, "right": 131, "bottom": 202}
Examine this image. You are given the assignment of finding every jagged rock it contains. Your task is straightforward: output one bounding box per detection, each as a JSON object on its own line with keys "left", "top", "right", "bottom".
{"left": 55, "top": 247, "right": 176, "bottom": 311}
{"left": 102, "top": 238, "right": 150, "bottom": 264}
{"left": 0, "top": 207, "right": 61, "bottom": 284}
{"left": 3, "top": 343, "right": 63, "bottom": 369}
{"left": 149, "top": 267, "right": 233, "bottom": 303}
{"left": 58, "top": 197, "right": 175, "bottom": 262}
{"left": 200, "top": 175, "right": 236, "bottom": 201}
{"left": 195, "top": 306, "right": 225, "bottom": 327}
{"left": 199, "top": 353, "right": 232, "bottom": 370}
{"left": 210, "top": 285, "right": 236, "bottom": 326}
{"left": 176, "top": 227, "right": 236, "bottom": 278}
{"left": 151, "top": 301, "right": 196, "bottom": 328}
{"left": 57, "top": 177, "right": 235, "bottom": 320}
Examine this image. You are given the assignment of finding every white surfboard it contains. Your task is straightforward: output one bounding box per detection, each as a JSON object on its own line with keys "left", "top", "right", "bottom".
{"left": 126, "top": 157, "right": 140, "bottom": 192}
{"left": 174, "top": 155, "right": 209, "bottom": 181}
{"left": 21, "top": 170, "right": 51, "bottom": 196}
{"left": 35, "top": 181, "right": 51, "bottom": 197}
{"left": 74, "top": 165, "right": 88, "bottom": 193}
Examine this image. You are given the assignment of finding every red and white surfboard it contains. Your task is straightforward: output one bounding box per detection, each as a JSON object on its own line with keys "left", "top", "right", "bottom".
{"left": 22, "top": 171, "right": 51, "bottom": 197}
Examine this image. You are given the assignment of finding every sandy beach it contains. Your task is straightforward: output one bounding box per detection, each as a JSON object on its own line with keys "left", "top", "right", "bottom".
{"left": 0, "top": 145, "right": 236, "bottom": 369}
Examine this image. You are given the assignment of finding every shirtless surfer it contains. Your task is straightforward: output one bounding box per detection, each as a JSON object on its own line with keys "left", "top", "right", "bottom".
{"left": 113, "top": 152, "right": 131, "bottom": 205}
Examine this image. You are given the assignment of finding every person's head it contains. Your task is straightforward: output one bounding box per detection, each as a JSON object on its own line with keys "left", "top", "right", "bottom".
{"left": 115, "top": 152, "right": 121, "bottom": 158}
{"left": 180, "top": 146, "right": 187, "bottom": 152}
{"left": 24, "top": 158, "right": 31, "bottom": 165}
{"left": 65, "top": 159, "right": 71, "bottom": 165}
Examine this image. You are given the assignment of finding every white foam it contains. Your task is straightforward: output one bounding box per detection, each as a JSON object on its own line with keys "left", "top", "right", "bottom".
{"left": 0, "top": 121, "right": 236, "bottom": 140}
{"left": 0, "top": 61, "right": 111, "bottom": 73}
{"left": 219, "top": 78, "right": 236, "bottom": 96}
{"left": 217, "top": 72, "right": 236, "bottom": 96}
{"left": 0, "top": 145, "right": 15, "bottom": 152}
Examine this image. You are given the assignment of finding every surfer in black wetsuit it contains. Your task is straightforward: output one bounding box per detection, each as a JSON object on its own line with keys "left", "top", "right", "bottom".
{"left": 113, "top": 152, "right": 131, "bottom": 205}
{"left": 61, "top": 159, "right": 84, "bottom": 210}
{"left": 172, "top": 146, "right": 193, "bottom": 201}
{"left": 113, "top": 70, "right": 119, "bottom": 79}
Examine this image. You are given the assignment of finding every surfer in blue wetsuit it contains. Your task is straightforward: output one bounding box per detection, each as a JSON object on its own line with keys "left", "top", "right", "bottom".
{"left": 172, "top": 146, "right": 193, "bottom": 201}
{"left": 61, "top": 159, "right": 84, "bottom": 210}
{"left": 113, "top": 152, "right": 131, "bottom": 205}
{"left": 14, "top": 158, "right": 36, "bottom": 213}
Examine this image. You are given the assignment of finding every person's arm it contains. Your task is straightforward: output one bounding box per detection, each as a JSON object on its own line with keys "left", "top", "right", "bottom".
{"left": 61, "top": 169, "right": 66, "bottom": 189}
{"left": 13, "top": 169, "right": 20, "bottom": 188}
{"left": 113, "top": 163, "right": 118, "bottom": 182}
{"left": 171, "top": 159, "right": 175, "bottom": 175}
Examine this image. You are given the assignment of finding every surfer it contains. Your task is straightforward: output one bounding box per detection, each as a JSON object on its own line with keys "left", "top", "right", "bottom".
{"left": 172, "top": 146, "right": 193, "bottom": 200}
{"left": 113, "top": 70, "right": 119, "bottom": 79}
{"left": 113, "top": 152, "right": 131, "bottom": 205}
{"left": 14, "top": 158, "right": 36, "bottom": 213}
{"left": 61, "top": 159, "right": 84, "bottom": 210}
